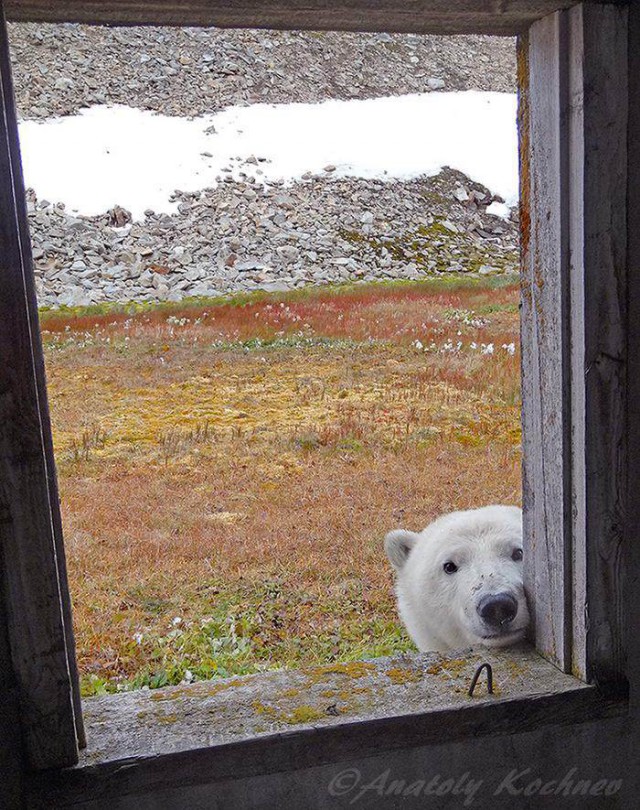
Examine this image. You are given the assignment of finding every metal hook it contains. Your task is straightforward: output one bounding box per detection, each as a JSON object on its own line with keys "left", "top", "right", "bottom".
{"left": 468, "top": 662, "right": 494, "bottom": 697}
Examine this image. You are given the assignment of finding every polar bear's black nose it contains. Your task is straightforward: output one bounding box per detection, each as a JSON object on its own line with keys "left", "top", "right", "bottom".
{"left": 477, "top": 593, "right": 518, "bottom": 628}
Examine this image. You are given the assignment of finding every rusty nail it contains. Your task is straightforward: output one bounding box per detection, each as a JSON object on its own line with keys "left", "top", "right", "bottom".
{"left": 468, "top": 662, "right": 494, "bottom": 697}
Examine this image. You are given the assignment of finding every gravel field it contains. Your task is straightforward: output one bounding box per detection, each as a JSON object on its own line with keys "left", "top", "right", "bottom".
{"left": 8, "top": 24, "right": 518, "bottom": 307}
{"left": 9, "top": 24, "right": 516, "bottom": 119}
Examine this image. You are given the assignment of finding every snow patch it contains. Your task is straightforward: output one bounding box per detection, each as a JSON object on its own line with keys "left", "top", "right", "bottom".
{"left": 18, "top": 92, "right": 518, "bottom": 220}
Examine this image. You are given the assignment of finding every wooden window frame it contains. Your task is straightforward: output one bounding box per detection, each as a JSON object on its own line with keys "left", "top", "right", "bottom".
{"left": 0, "top": 3, "right": 84, "bottom": 771}
{"left": 520, "top": 3, "right": 628, "bottom": 687}
{"left": 0, "top": 0, "right": 635, "bottom": 795}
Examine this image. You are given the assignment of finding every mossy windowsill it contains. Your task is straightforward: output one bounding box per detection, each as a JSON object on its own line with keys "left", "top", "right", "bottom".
{"left": 79, "top": 644, "right": 586, "bottom": 765}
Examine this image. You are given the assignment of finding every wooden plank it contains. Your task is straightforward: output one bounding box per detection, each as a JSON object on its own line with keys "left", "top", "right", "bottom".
{"left": 566, "top": 0, "right": 587, "bottom": 684}
{"left": 567, "top": 3, "right": 628, "bottom": 686}
{"left": 627, "top": 0, "right": 640, "bottom": 722}
{"left": 0, "top": 600, "right": 25, "bottom": 809}
{"left": 0, "top": 0, "right": 81, "bottom": 769}
{"left": 74, "top": 647, "right": 589, "bottom": 763}
{"left": 520, "top": 10, "right": 572, "bottom": 673}
{"left": 521, "top": 4, "right": 628, "bottom": 684}
{"left": 29, "top": 686, "right": 627, "bottom": 808}
{"left": 3, "top": 0, "right": 587, "bottom": 35}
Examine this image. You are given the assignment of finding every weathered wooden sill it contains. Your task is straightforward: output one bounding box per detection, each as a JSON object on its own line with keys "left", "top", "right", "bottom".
{"left": 75, "top": 645, "right": 586, "bottom": 761}
{"left": 29, "top": 645, "right": 627, "bottom": 807}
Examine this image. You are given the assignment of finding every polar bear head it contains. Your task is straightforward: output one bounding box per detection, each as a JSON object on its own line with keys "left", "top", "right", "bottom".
{"left": 385, "top": 505, "right": 529, "bottom": 652}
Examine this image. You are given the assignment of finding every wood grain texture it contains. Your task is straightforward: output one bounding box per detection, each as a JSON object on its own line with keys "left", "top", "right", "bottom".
{"left": 74, "top": 646, "right": 585, "bottom": 762}
{"left": 0, "top": 0, "right": 81, "bottom": 769}
{"left": 0, "top": 593, "right": 25, "bottom": 810}
{"left": 521, "top": 4, "right": 628, "bottom": 685}
{"left": 566, "top": 0, "right": 587, "bottom": 684}
{"left": 626, "top": 1, "right": 640, "bottom": 718}
{"left": 520, "top": 10, "right": 573, "bottom": 673}
{"left": 569, "top": 3, "right": 628, "bottom": 686}
{"left": 4, "top": 0, "right": 590, "bottom": 34}
{"left": 28, "top": 686, "right": 627, "bottom": 808}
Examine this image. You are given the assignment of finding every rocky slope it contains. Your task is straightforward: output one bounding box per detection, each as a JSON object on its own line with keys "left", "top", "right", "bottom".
{"left": 9, "top": 24, "right": 516, "bottom": 119}
{"left": 9, "top": 24, "right": 518, "bottom": 307}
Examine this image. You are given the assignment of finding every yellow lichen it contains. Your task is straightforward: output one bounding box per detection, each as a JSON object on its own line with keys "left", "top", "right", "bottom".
{"left": 252, "top": 701, "right": 326, "bottom": 725}
{"left": 150, "top": 688, "right": 189, "bottom": 702}
{"left": 285, "top": 705, "right": 326, "bottom": 724}
{"left": 385, "top": 667, "right": 423, "bottom": 685}
{"left": 426, "top": 658, "right": 469, "bottom": 678}
{"left": 156, "top": 713, "right": 179, "bottom": 724}
{"left": 280, "top": 687, "right": 304, "bottom": 698}
{"left": 505, "top": 660, "right": 528, "bottom": 677}
{"left": 205, "top": 679, "right": 245, "bottom": 696}
{"left": 302, "top": 661, "right": 376, "bottom": 685}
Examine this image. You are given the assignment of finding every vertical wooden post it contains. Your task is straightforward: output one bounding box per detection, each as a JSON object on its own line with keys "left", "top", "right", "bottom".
{"left": 568, "top": 2, "right": 628, "bottom": 688}
{"left": 0, "top": 1, "right": 83, "bottom": 768}
{"left": 519, "top": 10, "right": 573, "bottom": 673}
{"left": 521, "top": 3, "right": 628, "bottom": 685}
{"left": 626, "top": 0, "right": 640, "bottom": 729}
{"left": 0, "top": 607, "right": 25, "bottom": 806}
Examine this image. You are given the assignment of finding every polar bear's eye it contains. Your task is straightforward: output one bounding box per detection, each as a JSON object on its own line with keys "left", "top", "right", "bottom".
{"left": 512, "top": 548, "right": 523, "bottom": 562}
{"left": 443, "top": 561, "right": 458, "bottom": 574}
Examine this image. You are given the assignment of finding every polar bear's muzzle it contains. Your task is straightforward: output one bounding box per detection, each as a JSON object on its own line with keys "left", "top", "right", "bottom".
{"left": 472, "top": 591, "right": 527, "bottom": 644}
{"left": 477, "top": 592, "right": 518, "bottom": 629}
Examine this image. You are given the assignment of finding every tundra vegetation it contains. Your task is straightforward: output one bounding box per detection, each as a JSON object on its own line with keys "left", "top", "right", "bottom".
{"left": 41, "top": 276, "right": 521, "bottom": 696}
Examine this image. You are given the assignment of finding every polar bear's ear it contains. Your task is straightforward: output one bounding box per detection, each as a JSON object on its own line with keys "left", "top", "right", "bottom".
{"left": 385, "top": 529, "right": 420, "bottom": 571}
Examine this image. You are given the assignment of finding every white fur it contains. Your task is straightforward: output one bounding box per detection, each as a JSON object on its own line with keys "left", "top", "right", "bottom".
{"left": 385, "top": 505, "right": 529, "bottom": 652}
